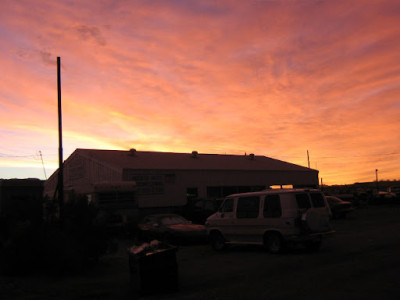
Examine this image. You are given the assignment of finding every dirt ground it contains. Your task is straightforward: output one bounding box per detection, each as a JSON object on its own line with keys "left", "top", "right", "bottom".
{"left": 2, "top": 205, "right": 400, "bottom": 300}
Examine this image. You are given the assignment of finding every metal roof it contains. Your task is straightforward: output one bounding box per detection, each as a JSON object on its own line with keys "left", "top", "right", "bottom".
{"left": 73, "top": 148, "right": 315, "bottom": 172}
{"left": 226, "top": 188, "right": 320, "bottom": 198}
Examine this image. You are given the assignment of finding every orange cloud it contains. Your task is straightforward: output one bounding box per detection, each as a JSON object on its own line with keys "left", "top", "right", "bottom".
{"left": 1, "top": 0, "right": 399, "bottom": 184}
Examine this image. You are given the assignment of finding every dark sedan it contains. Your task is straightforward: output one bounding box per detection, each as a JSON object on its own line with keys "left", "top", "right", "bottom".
{"left": 137, "top": 214, "right": 207, "bottom": 244}
{"left": 326, "top": 196, "right": 355, "bottom": 219}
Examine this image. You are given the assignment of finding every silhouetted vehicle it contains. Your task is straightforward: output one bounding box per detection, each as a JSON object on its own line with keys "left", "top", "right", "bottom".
{"left": 388, "top": 186, "right": 400, "bottom": 198}
{"left": 206, "top": 189, "right": 334, "bottom": 253}
{"left": 326, "top": 196, "right": 354, "bottom": 219}
{"left": 369, "top": 191, "right": 397, "bottom": 205}
{"left": 182, "top": 198, "right": 222, "bottom": 224}
{"left": 137, "top": 214, "right": 207, "bottom": 244}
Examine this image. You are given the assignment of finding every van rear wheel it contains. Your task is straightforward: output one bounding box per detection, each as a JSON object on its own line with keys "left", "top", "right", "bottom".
{"left": 265, "top": 233, "right": 286, "bottom": 254}
{"left": 210, "top": 232, "right": 226, "bottom": 251}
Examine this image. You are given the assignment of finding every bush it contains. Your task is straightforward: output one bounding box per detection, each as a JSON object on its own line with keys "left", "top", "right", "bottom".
{"left": 0, "top": 195, "right": 109, "bottom": 276}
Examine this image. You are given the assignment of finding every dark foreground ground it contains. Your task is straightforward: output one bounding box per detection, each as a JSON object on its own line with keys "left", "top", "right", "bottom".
{"left": 2, "top": 205, "right": 400, "bottom": 300}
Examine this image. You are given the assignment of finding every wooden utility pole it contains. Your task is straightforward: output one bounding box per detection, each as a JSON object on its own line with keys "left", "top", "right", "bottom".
{"left": 57, "top": 57, "right": 64, "bottom": 223}
{"left": 307, "top": 150, "right": 310, "bottom": 168}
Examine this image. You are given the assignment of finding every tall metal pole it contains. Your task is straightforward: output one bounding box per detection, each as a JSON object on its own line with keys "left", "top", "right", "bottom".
{"left": 375, "top": 169, "right": 379, "bottom": 191}
{"left": 57, "top": 57, "right": 64, "bottom": 223}
{"left": 307, "top": 150, "right": 310, "bottom": 168}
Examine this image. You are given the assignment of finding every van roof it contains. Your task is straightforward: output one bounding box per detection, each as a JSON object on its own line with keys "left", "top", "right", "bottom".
{"left": 226, "top": 188, "right": 322, "bottom": 198}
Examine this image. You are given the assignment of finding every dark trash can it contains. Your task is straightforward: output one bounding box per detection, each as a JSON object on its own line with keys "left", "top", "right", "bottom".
{"left": 128, "top": 241, "right": 178, "bottom": 294}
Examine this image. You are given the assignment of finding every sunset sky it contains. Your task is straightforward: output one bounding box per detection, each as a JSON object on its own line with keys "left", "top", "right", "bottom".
{"left": 0, "top": 0, "right": 399, "bottom": 185}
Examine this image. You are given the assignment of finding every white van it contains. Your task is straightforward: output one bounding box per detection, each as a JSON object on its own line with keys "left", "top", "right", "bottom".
{"left": 205, "top": 189, "right": 334, "bottom": 253}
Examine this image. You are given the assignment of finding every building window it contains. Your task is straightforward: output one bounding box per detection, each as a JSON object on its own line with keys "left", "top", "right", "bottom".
{"left": 186, "top": 188, "right": 198, "bottom": 200}
{"left": 207, "top": 186, "right": 265, "bottom": 198}
{"left": 165, "top": 174, "right": 176, "bottom": 184}
{"left": 96, "top": 191, "right": 136, "bottom": 208}
{"left": 131, "top": 174, "right": 164, "bottom": 195}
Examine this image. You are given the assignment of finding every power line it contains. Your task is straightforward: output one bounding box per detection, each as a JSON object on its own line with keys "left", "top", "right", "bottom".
{"left": 0, "top": 153, "right": 37, "bottom": 158}
{"left": 0, "top": 152, "right": 58, "bottom": 159}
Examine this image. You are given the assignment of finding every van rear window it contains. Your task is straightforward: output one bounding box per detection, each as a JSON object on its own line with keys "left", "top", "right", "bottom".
{"left": 310, "top": 193, "right": 326, "bottom": 207}
{"left": 264, "top": 194, "right": 282, "bottom": 217}
{"left": 295, "top": 193, "right": 311, "bottom": 209}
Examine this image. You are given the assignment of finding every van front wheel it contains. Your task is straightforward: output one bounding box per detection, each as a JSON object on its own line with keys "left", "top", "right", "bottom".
{"left": 210, "top": 232, "right": 226, "bottom": 251}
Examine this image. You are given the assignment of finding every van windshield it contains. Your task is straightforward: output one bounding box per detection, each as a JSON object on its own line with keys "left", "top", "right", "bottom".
{"left": 221, "top": 198, "right": 234, "bottom": 212}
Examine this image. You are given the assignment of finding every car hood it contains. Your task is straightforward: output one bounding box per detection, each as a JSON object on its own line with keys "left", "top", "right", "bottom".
{"left": 334, "top": 201, "right": 353, "bottom": 206}
{"left": 167, "top": 224, "right": 206, "bottom": 232}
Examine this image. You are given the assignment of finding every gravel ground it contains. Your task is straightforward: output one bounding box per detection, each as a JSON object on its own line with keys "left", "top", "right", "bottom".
{"left": 2, "top": 205, "right": 400, "bottom": 300}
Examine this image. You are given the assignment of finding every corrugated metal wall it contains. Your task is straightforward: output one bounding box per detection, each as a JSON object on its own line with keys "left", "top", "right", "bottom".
{"left": 123, "top": 168, "right": 318, "bottom": 208}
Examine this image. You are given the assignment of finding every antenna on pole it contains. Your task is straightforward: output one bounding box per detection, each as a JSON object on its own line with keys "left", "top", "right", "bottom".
{"left": 39, "top": 150, "right": 47, "bottom": 180}
{"left": 57, "top": 56, "right": 64, "bottom": 224}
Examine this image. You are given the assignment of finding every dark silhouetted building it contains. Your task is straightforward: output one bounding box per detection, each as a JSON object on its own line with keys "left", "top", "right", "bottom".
{"left": 44, "top": 149, "right": 319, "bottom": 220}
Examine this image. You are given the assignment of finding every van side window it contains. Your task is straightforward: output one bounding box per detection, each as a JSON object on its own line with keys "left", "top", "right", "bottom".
{"left": 221, "top": 198, "right": 234, "bottom": 213}
{"left": 295, "top": 193, "right": 311, "bottom": 209}
{"left": 310, "top": 192, "right": 326, "bottom": 207}
{"left": 236, "top": 196, "right": 260, "bottom": 218}
{"left": 264, "top": 194, "right": 282, "bottom": 217}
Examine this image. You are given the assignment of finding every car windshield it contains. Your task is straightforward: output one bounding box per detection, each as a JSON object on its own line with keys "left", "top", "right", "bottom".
{"left": 160, "top": 215, "right": 188, "bottom": 225}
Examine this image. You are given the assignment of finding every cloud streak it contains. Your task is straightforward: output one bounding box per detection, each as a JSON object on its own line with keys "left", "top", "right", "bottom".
{"left": 0, "top": 0, "right": 399, "bottom": 184}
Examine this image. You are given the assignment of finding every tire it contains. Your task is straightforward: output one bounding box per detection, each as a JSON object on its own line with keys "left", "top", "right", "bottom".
{"left": 210, "top": 231, "right": 226, "bottom": 251}
{"left": 265, "top": 232, "right": 286, "bottom": 254}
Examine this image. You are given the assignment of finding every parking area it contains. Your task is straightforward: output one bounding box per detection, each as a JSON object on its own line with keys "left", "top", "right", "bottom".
{"left": 2, "top": 206, "right": 400, "bottom": 299}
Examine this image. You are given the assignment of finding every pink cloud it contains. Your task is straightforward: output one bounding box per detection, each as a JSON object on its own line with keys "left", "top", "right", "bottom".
{"left": 0, "top": 0, "right": 399, "bottom": 184}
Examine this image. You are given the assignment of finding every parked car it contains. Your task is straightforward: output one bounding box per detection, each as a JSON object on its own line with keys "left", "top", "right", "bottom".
{"left": 137, "top": 214, "right": 207, "bottom": 244}
{"left": 182, "top": 198, "right": 220, "bottom": 225}
{"left": 205, "top": 189, "right": 334, "bottom": 253}
{"left": 388, "top": 186, "right": 400, "bottom": 198}
{"left": 326, "top": 196, "right": 355, "bottom": 219}
{"left": 377, "top": 191, "right": 397, "bottom": 204}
